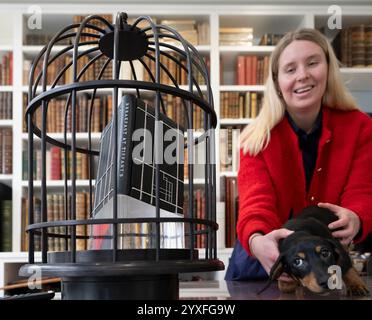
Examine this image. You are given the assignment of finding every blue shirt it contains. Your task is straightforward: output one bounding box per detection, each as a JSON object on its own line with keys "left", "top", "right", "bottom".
{"left": 286, "top": 110, "right": 323, "bottom": 192}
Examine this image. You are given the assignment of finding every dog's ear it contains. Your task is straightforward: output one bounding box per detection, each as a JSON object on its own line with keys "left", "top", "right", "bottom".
{"left": 257, "top": 254, "right": 286, "bottom": 295}
{"left": 324, "top": 238, "right": 350, "bottom": 270}
{"left": 270, "top": 253, "right": 286, "bottom": 280}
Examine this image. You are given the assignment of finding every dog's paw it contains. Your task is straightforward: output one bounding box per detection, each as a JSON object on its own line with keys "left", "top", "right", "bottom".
{"left": 278, "top": 280, "right": 298, "bottom": 293}
{"left": 346, "top": 283, "right": 370, "bottom": 296}
{"left": 343, "top": 267, "right": 370, "bottom": 297}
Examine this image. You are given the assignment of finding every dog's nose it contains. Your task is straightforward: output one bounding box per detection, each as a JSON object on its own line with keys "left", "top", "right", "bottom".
{"left": 319, "top": 280, "right": 329, "bottom": 289}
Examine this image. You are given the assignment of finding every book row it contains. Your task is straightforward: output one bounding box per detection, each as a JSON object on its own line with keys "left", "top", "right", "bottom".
{"left": 158, "top": 19, "right": 210, "bottom": 46}
{"left": 334, "top": 24, "right": 372, "bottom": 67}
{"left": 21, "top": 193, "right": 91, "bottom": 252}
{"left": 0, "top": 52, "right": 13, "bottom": 86}
{"left": 0, "top": 182, "right": 12, "bottom": 252}
{"left": 160, "top": 94, "right": 206, "bottom": 130}
{"left": 219, "top": 29, "right": 284, "bottom": 46}
{"left": 0, "top": 92, "right": 12, "bottom": 119}
{"left": 22, "top": 148, "right": 94, "bottom": 181}
{"left": 21, "top": 142, "right": 238, "bottom": 186}
{"left": 23, "top": 14, "right": 113, "bottom": 45}
{"left": 0, "top": 199, "right": 12, "bottom": 252}
{"left": 220, "top": 91, "right": 263, "bottom": 119}
{"left": 234, "top": 55, "right": 270, "bottom": 85}
{"left": 258, "top": 33, "right": 284, "bottom": 46}
{"left": 23, "top": 93, "right": 112, "bottom": 133}
{"left": 24, "top": 54, "right": 113, "bottom": 86}
{"left": 22, "top": 147, "right": 211, "bottom": 184}
{"left": 72, "top": 14, "right": 113, "bottom": 43}
{"left": 220, "top": 125, "right": 242, "bottom": 173}
{"left": 23, "top": 52, "right": 209, "bottom": 88}
{"left": 19, "top": 187, "right": 209, "bottom": 252}
{"left": 24, "top": 16, "right": 210, "bottom": 46}
{"left": 24, "top": 90, "right": 246, "bottom": 136}
{"left": 0, "top": 128, "right": 12, "bottom": 174}
{"left": 121, "top": 54, "right": 210, "bottom": 86}
{"left": 23, "top": 19, "right": 287, "bottom": 49}
{"left": 219, "top": 27, "right": 254, "bottom": 46}
{"left": 74, "top": 16, "right": 208, "bottom": 46}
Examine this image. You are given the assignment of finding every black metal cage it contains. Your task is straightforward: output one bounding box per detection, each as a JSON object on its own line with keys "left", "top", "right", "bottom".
{"left": 20, "top": 12, "right": 223, "bottom": 300}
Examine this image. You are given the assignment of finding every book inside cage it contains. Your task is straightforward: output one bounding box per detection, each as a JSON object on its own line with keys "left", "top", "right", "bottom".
{"left": 89, "top": 94, "right": 185, "bottom": 250}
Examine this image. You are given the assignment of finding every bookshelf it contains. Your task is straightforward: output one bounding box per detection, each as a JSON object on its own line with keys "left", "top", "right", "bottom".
{"left": 0, "top": 2, "right": 372, "bottom": 287}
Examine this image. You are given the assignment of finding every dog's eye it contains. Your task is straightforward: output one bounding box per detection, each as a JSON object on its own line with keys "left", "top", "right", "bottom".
{"left": 320, "top": 248, "right": 331, "bottom": 258}
{"left": 293, "top": 258, "right": 304, "bottom": 268}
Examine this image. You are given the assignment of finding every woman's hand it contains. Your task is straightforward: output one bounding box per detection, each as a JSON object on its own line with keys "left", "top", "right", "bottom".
{"left": 318, "top": 202, "right": 361, "bottom": 246}
{"left": 249, "top": 228, "right": 294, "bottom": 282}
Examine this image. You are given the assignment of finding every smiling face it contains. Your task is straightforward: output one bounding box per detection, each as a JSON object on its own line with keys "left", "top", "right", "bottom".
{"left": 277, "top": 40, "right": 328, "bottom": 117}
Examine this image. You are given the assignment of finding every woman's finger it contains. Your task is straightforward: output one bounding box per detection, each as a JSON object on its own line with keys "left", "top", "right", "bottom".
{"left": 318, "top": 202, "right": 342, "bottom": 213}
{"left": 271, "top": 228, "right": 294, "bottom": 241}
{"left": 332, "top": 226, "right": 353, "bottom": 238}
{"left": 328, "top": 218, "right": 348, "bottom": 230}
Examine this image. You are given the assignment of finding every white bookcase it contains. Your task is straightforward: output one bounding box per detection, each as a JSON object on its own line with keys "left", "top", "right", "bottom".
{"left": 1, "top": 2, "right": 372, "bottom": 287}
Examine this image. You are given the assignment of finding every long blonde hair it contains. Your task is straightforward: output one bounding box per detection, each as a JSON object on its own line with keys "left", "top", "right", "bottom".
{"left": 240, "top": 28, "right": 359, "bottom": 156}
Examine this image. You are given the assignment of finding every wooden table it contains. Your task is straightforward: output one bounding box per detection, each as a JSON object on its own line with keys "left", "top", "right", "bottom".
{"left": 180, "top": 276, "right": 372, "bottom": 300}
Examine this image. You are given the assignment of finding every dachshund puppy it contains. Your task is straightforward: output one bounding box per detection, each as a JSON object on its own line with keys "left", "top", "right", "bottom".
{"left": 258, "top": 205, "right": 369, "bottom": 296}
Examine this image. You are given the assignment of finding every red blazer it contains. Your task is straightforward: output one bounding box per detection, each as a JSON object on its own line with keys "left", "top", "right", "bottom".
{"left": 237, "top": 107, "right": 372, "bottom": 256}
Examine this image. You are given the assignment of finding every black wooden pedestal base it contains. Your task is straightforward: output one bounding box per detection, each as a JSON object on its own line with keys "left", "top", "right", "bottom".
{"left": 61, "top": 274, "right": 179, "bottom": 300}
{"left": 19, "top": 249, "right": 224, "bottom": 300}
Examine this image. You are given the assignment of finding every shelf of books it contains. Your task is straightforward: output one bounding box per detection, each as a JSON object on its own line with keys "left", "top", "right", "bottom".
{"left": 0, "top": 52, "right": 13, "bottom": 87}
{"left": 0, "top": 3, "right": 371, "bottom": 285}
{"left": 0, "top": 77, "right": 12, "bottom": 180}
{"left": 0, "top": 35, "right": 13, "bottom": 260}
{"left": 315, "top": 14, "right": 372, "bottom": 92}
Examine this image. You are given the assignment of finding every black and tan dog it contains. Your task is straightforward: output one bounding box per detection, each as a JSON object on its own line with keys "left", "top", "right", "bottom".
{"left": 258, "top": 205, "right": 369, "bottom": 296}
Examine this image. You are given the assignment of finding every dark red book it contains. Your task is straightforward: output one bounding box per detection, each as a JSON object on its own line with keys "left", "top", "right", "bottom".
{"left": 50, "top": 147, "right": 61, "bottom": 180}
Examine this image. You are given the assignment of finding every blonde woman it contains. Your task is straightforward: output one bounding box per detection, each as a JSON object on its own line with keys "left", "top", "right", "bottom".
{"left": 225, "top": 28, "right": 372, "bottom": 282}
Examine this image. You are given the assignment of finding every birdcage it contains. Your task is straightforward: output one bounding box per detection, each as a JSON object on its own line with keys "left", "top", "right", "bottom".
{"left": 20, "top": 12, "right": 223, "bottom": 300}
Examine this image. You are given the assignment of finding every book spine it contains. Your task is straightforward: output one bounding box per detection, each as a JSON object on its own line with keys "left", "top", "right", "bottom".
{"left": 47, "top": 194, "right": 54, "bottom": 251}
{"left": 21, "top": 197, "right": 28, "bottom": 251}
{"left": 76, "top": 192, "right": 87, "bottom": 250}
{"left": 117, "top": 95, "right": 136, "bottom": 195}
{"left": 236, "top": 55, "right": 246, "bottom": 85}
{"left": 2, "top": 128, "right": 12, "bottom": 174}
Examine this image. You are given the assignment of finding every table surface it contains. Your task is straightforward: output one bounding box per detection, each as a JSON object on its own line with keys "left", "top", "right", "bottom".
{"left": 179, "top": 276, "right": 372, "bottom": 300}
